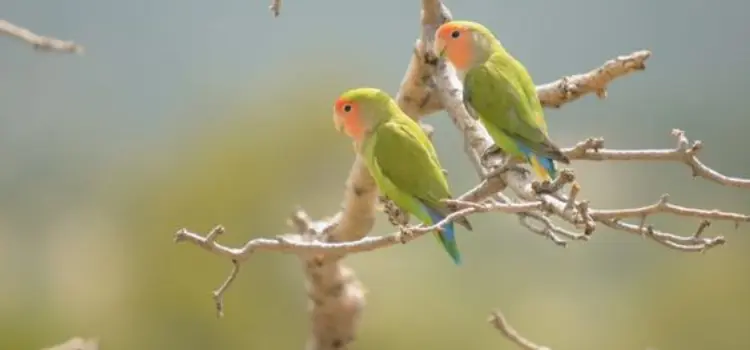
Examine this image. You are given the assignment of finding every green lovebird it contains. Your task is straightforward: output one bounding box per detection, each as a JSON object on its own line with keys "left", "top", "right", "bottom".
{"left": 434, "top": 20, "right": 570, "bottom": 181}
{"left": 332, "top": 87, "right": 473, "bottom": 265}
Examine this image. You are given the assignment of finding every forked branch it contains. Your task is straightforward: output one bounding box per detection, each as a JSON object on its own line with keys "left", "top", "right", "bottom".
{"left": 565, "top": 129, "right": 750, "bottom": 188}
{"left": 174, "top": 1, "right": 749, "bottom": 350}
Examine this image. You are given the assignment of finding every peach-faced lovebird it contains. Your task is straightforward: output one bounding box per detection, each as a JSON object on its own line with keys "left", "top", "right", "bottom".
{"left": 332, "top": 87, "right": 473, "bottom": 265}
{"left": 434, "top": 20, "right": 570, "bottom": 181}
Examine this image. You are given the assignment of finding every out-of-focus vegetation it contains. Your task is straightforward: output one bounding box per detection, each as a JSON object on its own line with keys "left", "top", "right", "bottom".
{"left": 2, "top": 0, "right": 750, "bottom": 349}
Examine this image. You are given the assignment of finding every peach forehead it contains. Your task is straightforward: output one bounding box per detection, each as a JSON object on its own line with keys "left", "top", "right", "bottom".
{"left": 335, "top": 98, "right": 351, "bottom": 109}
{"left": 442, "top": 23, "right": 462, "bottom": 32}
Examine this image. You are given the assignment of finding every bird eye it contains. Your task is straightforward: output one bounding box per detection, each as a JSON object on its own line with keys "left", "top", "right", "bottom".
{"left": 451, "top": 30, "right": 460, "bottom": 38}
{"left": 343, "top": 104, "right": 352, "bottom": 112}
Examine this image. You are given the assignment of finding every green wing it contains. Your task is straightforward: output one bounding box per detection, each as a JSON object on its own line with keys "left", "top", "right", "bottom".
{"left": 373, "top": 119, "right": 451, "bottom": 210}
{"left": 362, "top": 118, "right": 471, "bottom": 230}
{"left": 464, "top": 52, "right": 563, "bottom": 160}
{"left": 505, "top": 53, "right": 548, "bottom": 132}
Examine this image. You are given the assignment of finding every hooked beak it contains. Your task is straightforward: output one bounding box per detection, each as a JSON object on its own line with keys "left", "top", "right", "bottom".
{"left": 333, "top": 114, "right": 344, "bottom": 133}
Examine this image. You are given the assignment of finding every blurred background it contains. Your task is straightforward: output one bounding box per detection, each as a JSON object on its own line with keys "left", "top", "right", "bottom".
{"left": 1, "top": 0, "right": 749, "bottom": 349}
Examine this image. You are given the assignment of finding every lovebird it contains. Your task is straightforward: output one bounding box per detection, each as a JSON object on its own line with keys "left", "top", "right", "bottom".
{"left": 332, "top": 87, "right": 473, "bottom": 265}
{"left": 434, "top": 20, "right": 570, "bottom": 181}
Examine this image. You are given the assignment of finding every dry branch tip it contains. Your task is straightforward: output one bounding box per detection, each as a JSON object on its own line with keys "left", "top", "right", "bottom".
{"left": 213, "top": 259, "right": 240, "bottom": 318}
{"left": 1, "top": 20, "right": 84, "bottom": 53}
{"left": 693, "top": 220, "right": 711, "bottom": 238}
{"left": 269, "top": 0, "right": 282, "bottom": 17}
{"left": 489, "top": 310, "right": 551, "bottom": 350}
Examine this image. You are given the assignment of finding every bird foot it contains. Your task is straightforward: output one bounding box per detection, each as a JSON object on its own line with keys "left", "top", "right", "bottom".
{"left": 480, "top": 145, "right": 502, "bottom": 166}
{"left": 397, "top": 225, "right": 414, "bottom": 244}
{"left": 531, "top": 180, "right": 554, "bottom": 194}
{"left": 381, "top": 196, "right": 410, "bottom": 227}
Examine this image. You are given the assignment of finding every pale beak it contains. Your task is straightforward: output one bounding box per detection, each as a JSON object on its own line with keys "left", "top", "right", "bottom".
{"left": 333, "top": 114, "right": 344, "bottom": 133}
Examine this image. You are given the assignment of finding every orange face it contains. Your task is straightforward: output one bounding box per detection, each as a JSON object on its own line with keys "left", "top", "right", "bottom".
{"left": 332, "top": 97, "right": 365, "bottom": 141}
{"left": 434, "top": 22, "right": 474, "bottom": 71}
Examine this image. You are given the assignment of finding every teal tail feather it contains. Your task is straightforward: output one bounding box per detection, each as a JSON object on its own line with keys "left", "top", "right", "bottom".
{"left": 424, "top": 205, "right": 462, "bottom": 265}
{"left": 519, "top": 144, "right": 556, "bottom": 180}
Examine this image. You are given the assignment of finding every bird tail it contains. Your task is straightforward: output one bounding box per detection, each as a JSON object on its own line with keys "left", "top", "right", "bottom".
{"left": 529, "top": 153, "right": 557, "bottom": 181}
{"left": 520, "top": 144, "right": 557, "bottom": 181}
{"left": 424, "top": 205, "right": 462, "bottom": 265}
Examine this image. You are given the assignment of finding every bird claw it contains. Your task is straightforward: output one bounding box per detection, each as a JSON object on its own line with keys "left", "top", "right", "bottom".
{"left": 397, "top": 225, "right": 414, "bottom": 244}
{"left": 531, "top": 180, "right": 554, "bottom": 194}
{"left": 480, "top": 145, "right": 503, "bottom": 167}
{"left": 381, "top": 196, "right": 410, "bottom": 227}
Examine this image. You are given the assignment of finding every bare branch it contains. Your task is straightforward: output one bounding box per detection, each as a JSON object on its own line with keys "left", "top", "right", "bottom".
{"left": 395, "top": 39, "right": 443, "bottom": 117}
{"left": 172, "top": 2, "right": 750, "bottom": 350}
{"left": 269, "top": 0, "right": 282, "bottom": 17}
{"left": 601, "top": 219, "right": 725, "bottom": 252}
{"left": 518, "top": 210, "right": 588, "bottom": 245}
{"left": 488, "top": 310, "right": 551, "bottom": 350}
{"left": 592, "top": 193, "right": 750, "bottom": 222}
{"left": 1, "top": 19, "right": 83, "bottom": 53}
{"left": 565, "top": 129, "right": 750, "bottom": 188}
{"left": 694, "top": 219, "right": 711, "bottom": 238}
{"left": 536, "top": 50, "right": 651, "bottom": 108}
{"left": 212, "top": 259, "right": 240, "bottom": 318}
{"left": 175, "top": 199, "right": 544, "bottom": 257}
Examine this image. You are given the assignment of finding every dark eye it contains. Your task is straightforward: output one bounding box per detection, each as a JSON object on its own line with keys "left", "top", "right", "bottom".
{"left": 451, "top": 30, "right": 460, "bottom": 38}
{"left": 343, "top": 104, "right": 352, "bottom": 112}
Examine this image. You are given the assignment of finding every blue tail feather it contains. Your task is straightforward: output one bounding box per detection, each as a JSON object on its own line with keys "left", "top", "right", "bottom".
{"left": 518, "top": 143, "right": 557, "bottom": 179}
{"left": 423, "top": 204, "right": 462, "bottom": 265}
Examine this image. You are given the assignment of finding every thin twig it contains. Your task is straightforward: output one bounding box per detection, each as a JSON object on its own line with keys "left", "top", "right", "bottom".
{"left": 592, "top": 193, "right": 750, "bottom": 222}
{"left": 536, "top": 50, "right": 650, "bottom": 108}
{"left": 211, "top": 259, "right": 240, "bottom": 318}
{"left": 1, "top": 20, "right": 83, "bottom": 53}
{"left": 174, "top": 200, "right": 543, "bottom": 257}
{"left": 564, "top": 129, "right": 750, "bottom": 188}
{"left": 488, "top": 310, "right": 551, "bottom": 350}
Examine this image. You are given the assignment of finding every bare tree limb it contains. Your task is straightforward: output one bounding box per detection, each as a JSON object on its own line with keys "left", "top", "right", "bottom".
{"left": 593, "top": 193, "right": 748, "bottom": 222}
{"left": 1, "top": 19, "right": 83, "bottom": 53}
{"left": 269, "top": 0, "right": 282, "bottom": 17}
{"left": 173, "top": 1, "right": 750, "bottom": 350}
{"left": 565, "top": 129, "right": 750, "bottom": 188}
{"left": 536, "top": 50, "right": 650, "bottom": 108}
{"left": 489, "top": 310, "right": 551, "bottom": 350}
{"left": 176, "top": 200, "right": 544, "bottom": 256}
